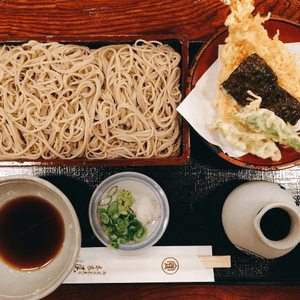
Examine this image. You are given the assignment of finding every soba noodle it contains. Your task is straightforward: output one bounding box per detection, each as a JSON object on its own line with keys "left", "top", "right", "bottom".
{"left": 0, "top": 40, "right": 182, "bottom": 159}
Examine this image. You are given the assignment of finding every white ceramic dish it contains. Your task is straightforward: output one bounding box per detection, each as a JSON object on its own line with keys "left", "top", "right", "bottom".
{"left": 89, "top": 172, "right": 169, "bottom": 253}
{"left": 0, "top": 175, "right": 81, "bottom": 300}
{"left": 222, "top": 181, "right": 300, "bottom": 259}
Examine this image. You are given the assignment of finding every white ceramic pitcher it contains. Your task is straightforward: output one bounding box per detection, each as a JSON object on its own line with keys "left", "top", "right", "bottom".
{"left": 222, "top": 181, "right": 300, "bottom": 259}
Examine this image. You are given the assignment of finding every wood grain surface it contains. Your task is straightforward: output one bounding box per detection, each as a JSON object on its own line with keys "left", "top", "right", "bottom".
{"left": 2, "top": 0, "right": 300, "bottom": 299}
{"left": 45, "top": 284, "right": 300, "bottom": 299}
{"left": 0, "top": 0, "right": 299, "bottom": 41}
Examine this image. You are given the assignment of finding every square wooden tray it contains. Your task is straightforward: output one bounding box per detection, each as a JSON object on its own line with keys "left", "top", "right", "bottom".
{"left": 0, "top": 34, "right": 190, "bottom": 167}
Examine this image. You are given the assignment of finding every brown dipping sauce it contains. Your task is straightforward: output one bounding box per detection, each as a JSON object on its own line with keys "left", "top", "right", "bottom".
{"left": 0, "top": 195, "right": 65, "bottom": 271}
{"left": 260, "top": 208, "right": 291, "bottom": 241}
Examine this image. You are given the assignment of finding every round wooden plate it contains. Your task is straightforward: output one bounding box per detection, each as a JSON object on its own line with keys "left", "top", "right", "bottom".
{"left": 187, "top": 17, "right": 300, "bottom": 170}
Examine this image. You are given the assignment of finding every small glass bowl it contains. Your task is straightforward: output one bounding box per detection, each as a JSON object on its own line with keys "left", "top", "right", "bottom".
{"left": 89, "top": 172, "right": 169, "bottom": 253}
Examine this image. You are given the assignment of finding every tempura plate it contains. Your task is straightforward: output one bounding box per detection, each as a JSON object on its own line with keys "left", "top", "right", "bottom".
{"left": 188, "top": 18, "right": 300, "bottom": 170}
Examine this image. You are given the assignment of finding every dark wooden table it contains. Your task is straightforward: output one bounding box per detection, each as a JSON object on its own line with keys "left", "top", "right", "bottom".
{"left": 1, "top": 0, "right": 300, "bottom": 299}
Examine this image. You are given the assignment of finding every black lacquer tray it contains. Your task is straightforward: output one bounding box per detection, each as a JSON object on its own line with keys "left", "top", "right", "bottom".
{"left": 0, "top": 38, "right": 299, "bottom": 285}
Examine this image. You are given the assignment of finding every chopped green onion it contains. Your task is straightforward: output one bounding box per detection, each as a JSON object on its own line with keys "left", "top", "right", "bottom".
{"left": 133, "top": 227, "right": 148, "bottom": 242}
{"left": 99, "top": 211, "right": 110, "bottom": 224}
{"left": 98, "top": 188, "right": 148, "bottom": 249}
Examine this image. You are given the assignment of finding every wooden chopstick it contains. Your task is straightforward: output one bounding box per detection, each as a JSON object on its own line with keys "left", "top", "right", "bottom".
{"left": 198, "top": 255, "right": 231, "bottom": 268}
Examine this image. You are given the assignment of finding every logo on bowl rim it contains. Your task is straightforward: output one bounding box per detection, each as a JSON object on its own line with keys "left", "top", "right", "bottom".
{"left": 161, "top": 257, "right": 179, "bottom": 275}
